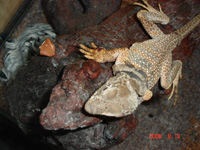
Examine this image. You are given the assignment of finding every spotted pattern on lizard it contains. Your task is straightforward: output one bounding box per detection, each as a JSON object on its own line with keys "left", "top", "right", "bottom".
{"left": 80, "top": 0, "right": 200, "bottom": 117}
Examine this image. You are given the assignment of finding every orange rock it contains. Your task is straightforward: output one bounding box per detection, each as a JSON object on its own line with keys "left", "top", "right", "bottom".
{"left": 39, "top": 38, "right": 55, "bottom": 57}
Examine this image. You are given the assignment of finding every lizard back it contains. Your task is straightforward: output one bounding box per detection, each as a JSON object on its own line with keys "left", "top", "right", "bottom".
{"left": 128, "top": 33, "right": 179, "bottom": 89}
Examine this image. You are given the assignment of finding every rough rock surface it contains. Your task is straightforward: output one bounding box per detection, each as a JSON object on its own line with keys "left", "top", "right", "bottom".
{"left": 6, "top": 56, "right": 138, "bottom": 150}
{"left": 52, "top": 0, "right": 200, "bottom": 66}
{"left": 3, "top": 0, "right": 200, "bottom": 150}
{"left": 5, "top": 56, "right": 63, "bottom": 134}
{"left": 53, "top": 115, "right": 137, "bottom": 150}
{"left": 42, "top": 0, "right": 122, "bottom": 35}
{"left": 40, "top": 60, "right": 112, "bottom": 130}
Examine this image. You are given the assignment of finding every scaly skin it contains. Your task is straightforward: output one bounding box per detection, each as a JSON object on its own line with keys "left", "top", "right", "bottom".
{"left": 80, "top": 0, "right": 200, "bottom": 116}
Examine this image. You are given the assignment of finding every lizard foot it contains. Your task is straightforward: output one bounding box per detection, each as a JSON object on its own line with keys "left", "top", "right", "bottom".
{"left": 134, "top": 0, "right": 160, "bottom": 12}
{"left": 168, "top": 70, "right": 182, "bottom": 105}
{"left": 80, "top": 43, "right": 107, "bottom": 63}
{"left": 134, "top": 0, "right": 169, "bottom": 24}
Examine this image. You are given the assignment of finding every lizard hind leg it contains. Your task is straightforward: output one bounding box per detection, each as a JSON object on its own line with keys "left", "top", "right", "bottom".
{"left": 134, "top": 0, "right": 170, "bottom": 38}
{"left": 134, "top": 0, "right": 170, "bottom": 24}
{"left": 160, "top": 54, "right": 182, "bottom": 105}
{"left": 167, "top": 62, "right": 182, "bottom": 102}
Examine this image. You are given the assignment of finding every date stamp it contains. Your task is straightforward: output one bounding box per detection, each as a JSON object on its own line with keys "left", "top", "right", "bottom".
{"left": 149, "top": 134, "right": 180, "bottom": 139}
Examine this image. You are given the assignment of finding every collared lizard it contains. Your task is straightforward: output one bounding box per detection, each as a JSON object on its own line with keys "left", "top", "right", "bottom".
{"left": 80, "top": 0, "right": 200, "bottom": 117}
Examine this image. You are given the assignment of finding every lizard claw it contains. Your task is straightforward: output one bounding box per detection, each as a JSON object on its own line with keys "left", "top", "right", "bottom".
{"left": 80, "top": 43, "right": 107, "bottom": 63}
{"left": 134, "top": 0, "right": 152, "bottom": 11}
{"left": 168, "top": 70, "right": 182, "bottom": 105}
{"left": 168, "top": 82, "right": 179, "bottom": 105}
{"left": 158, "top": 3, "right": 163, "bottom": 13}
{"left": 134, "top": 3, "right": 148, "bottom": 10}
{"left": 135, "top": 0, "right": 149, "bottom": 6}
{"left": 134, "top": 0, "right": 163, "bottom": 14}
{"left": 91, "top": 42, "right": 98, "bottom": 49}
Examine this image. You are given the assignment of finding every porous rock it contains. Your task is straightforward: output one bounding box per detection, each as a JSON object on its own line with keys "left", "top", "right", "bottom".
{"left": 6, "top": 56, "right": 63, "bottom": 134}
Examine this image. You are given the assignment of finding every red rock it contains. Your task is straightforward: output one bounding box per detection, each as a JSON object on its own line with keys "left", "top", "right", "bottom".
{"left": 54, "top": 115, "right": 137, "bottom": 150}
{"left": 104, "top": 115, "right": 137, "bottom": 141}
{"left": 53, "top": 0, "right": 200, "bottom": 65}
{"left": 6, "top": 0, "right": 200, "bottom": 149}
{"left": 40, "top": 60, "right": 112, "bottom": 130}
{"left": 39, "top": 0, "right": 199, "bottom": 148}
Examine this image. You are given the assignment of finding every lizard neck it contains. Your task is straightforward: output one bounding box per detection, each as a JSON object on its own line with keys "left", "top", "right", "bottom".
{"left": 119, "top": 69, "right": 149, "bottom": 97}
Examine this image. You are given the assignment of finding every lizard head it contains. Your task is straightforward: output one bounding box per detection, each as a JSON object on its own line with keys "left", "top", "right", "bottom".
{"left": 84, "top": 72, "right": 148, "bottom": 117}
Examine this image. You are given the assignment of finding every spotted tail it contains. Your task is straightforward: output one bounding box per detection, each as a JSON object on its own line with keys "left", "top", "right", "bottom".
{"left": 174, "top": 13, "right": 200, "bottom": 41}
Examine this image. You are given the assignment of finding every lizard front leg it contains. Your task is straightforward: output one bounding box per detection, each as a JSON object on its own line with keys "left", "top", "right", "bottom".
{"left": 80, "top": 43, "right": 129, "bottom": 64}
{"left": 160, "top": 53, "right": 182, "bottom": 105}
{"left": 134, "top": 0, "right": 170, "bottom": 38}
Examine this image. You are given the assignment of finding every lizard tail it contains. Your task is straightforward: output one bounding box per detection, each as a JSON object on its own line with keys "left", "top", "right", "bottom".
{"left": 174, "top": 13, "right": 200, "bottom": 41}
